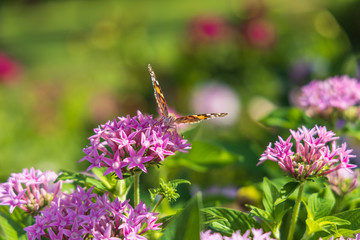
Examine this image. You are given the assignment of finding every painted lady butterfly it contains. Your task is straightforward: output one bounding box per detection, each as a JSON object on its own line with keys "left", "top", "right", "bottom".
{"left": 148, "top": 64, "right": 227, "bottom": 125}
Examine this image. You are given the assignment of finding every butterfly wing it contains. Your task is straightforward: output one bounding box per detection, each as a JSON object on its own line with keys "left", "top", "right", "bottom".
{"left": 148, "top": 64, "right": 169, "bottom": 118}
{"left": 174, "top": 113, "right": 228, "bottom": 124}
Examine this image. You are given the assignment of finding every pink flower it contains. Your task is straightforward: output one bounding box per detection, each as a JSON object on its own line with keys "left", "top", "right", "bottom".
{"left": 191, "top": 82, "right": 240, "bottom": 125}
{"left": 0, "top": 52, "right": 23, "bottom": 85}
{"left": 298, "top": 75, "right": 360, "bottom": 117}
{"left": 25, "top": 186, "right": 161, "bottom": 239}
{"left": 187, "top": 15, "right": 233, "bottom": 44}
{"left": 327, "top": 168, "right": 360, "bottom": 195}
{"left": 0, "top": 168, "right": 62, "bottom": 214}
{"left": 258, "top": 126, "right": 357, "bottom": 181}
{"left": 80, "top": 111, "right": 191, "bottom": 179}
{"left": 242, "top": 18, "right": 276, "bottom": 49}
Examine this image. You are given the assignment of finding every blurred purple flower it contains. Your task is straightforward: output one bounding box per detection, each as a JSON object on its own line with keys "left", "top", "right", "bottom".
{"left": 80, "top": 111, "right": 191, "bottom": 179}
{"left": 192, "top": 82, "right": 240, "bottom": 125}
{"left": 0, "top": 52, "right": 23, "bottom": 85}
{"left": 258, "top": 126, "right": 357, "bottom": 181}
{"left": 298, "top": 75, "right": 360, "bottom": 117}
{"left": 201, "top": 228, "right": 276, "bottom": 240}
{"left": 327, "top": 168, "right": 359, "bottom": 196}
{"left": 25, "top": 186, "right": 161, "bottom": 240}
{"left": 0, "top": 168, "right": 62, "bottom": 214}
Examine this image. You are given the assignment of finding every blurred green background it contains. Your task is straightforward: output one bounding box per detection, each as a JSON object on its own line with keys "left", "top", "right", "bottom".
{"left": 0, "top": 0, "right": 359, "bottom": 193}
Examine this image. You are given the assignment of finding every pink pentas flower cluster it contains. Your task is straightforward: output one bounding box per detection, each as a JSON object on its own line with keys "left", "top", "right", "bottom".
{"left": 25, "top": 186, "right": 161, "bottom": 240}
{"left": 80, "top": 111, "right": 191, "bottom": 179}
{"left": 298, "top": 75, "right": 360, "bottom": 116}
{"left": 0, "top": 168, "right": 62, "bottom": 214}
{"left": 258, "top": 126, "right": 357, "bottom": 181}
{"left": 200, "top": 228, "right": 276, "bottom": 240}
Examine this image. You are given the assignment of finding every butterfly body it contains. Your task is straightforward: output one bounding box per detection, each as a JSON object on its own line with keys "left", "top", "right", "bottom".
{"left": 148, "top": 64, "right": 227, "bottom": 126}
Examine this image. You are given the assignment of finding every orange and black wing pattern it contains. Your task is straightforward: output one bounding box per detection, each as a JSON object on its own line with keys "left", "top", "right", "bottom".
{"left": 174, "top": 113, "right": 228, "bottom": 124}
{"left": 148, "top": 64, "right": 169, "bottom": 118}
{"left": 148, "top": 64, "right": 228, "bottom": 125}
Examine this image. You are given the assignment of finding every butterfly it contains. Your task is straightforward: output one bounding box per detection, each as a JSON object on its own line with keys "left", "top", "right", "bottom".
{"left": 148, "top": 64, "right": 228, "bottom": 126}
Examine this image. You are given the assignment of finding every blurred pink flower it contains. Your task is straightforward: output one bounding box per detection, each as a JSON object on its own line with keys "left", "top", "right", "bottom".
{"left": 0, "top": 52, "right": 23, "bottom": 84}
{"left": 298, "top": 75, "right": 360, "bottom": 117}
{"left": 191, "top": 82, "right": 240, "bottom": 125}
{"left": 242, "top": 18, "right": 276, "bottom": 49}
{"left": 187, "top": 15, "right": 233, "bottom": 44}
{"left": 327, "top": 168, "right": 359, "bottom": 196}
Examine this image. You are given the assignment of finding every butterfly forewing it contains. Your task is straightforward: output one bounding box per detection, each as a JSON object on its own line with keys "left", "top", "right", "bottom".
{"left": 148, "top": 64, "right": 228, "bottom": 125}
{"left": 174, "top": 113, "right": 228, "bottom": 124}
{"left": 148, "top": 64, "right": 169, "bottom": 118}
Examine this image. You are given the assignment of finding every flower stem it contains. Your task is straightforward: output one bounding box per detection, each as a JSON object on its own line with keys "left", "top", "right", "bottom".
{"left": 287, "top": 182, "right": 305, "bottom": 240}
{"left": 152, "top": 195, "right": 164, "bottom": 213}
{"left": 134, "top": 172, "right": 141, "bottom": 206}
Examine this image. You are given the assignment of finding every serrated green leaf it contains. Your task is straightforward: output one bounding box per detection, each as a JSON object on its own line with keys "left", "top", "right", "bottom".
{"left": 159, "top": 194, "right": 201, "bottom": 240}
{"left": 202, "top": 207, "right": 260, "bottom": 236}
{"left": 168, "top": 179, "right": 191, "bottom": 187}
{"left": 274, "top": 181, "right": 300, "bottom": 205}
{"left": 308, "top": 186, "right": 335, "bottom": 220}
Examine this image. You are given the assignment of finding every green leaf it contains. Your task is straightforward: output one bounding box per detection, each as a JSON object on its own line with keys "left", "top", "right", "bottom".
{"left": 166, "top": 141, "right": 238, "bottom": 172}
{"left": 0, "top": 210, "right": 27, "bottom": 240}
{"left": 306, "top": 216, "right": 351, "bottom": 236}
{"left": 159, "top": 194, "right": 201, "bottom": 240}
{"left": 260, "top": 107, "right": 315, "bottom": 129}
{"left": 56, "top": 170, "right": 108, "bottom": 191}
{"left": 202, "top": 207, "right": 260, "bottom": 236}
{"left": 308, "top": 186, "right": 335, "bottom": 220}
{"left": 262, "top": 177, "right": 280, "bottom": 215}
{"left": 334, "top": 208, "right": 360, "bottom": 230}
{"left": 275, "top": 181, "right": 300, "bottom": 205}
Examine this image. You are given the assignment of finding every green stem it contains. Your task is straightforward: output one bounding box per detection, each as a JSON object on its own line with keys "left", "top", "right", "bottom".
{"left": 152, "top": 195, "right": 164, "bottom": 213}
{"left": 115, "top": 179, "right": 124, "bottom": 201}
{"left": 134, "top": 172, "right": 141, "bottom": 207}
{"left": 287, "top": 182, "right": 305, "bottom": 240}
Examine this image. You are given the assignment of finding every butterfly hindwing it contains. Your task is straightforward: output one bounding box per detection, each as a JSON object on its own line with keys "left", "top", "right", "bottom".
{"left": 148, "top": 64, "right": 169, "bottom": 118}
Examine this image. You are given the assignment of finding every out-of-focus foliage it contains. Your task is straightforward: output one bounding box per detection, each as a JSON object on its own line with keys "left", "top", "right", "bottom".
{"left": 0, "top": 0, "right": 359, "bottom": 205}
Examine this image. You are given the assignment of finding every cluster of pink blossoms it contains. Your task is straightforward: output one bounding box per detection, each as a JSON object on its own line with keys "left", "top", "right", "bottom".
{"left": 298, "top": 75, "right": 360, "bottom": 116}
{"left": 327, "top": 168, "right": 360, "bottom": 196}
{"left": 259, "top": 126, "right": 356, "bottom": 181}
{"left": 200, "top": 228, "right": 276, "bottom": 240}
{"left": 25, "top": 186, "right": 161, "bottom": 240}
{"left": 0, "top": 168, "right": 62, "bottom": 214}
{"left": 80, "top": 111, "right": 191, "bottom": 179}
